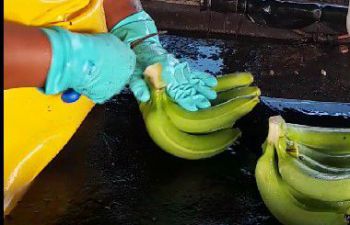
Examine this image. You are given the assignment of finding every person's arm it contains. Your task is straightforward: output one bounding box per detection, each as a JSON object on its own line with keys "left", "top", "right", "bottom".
{"left": 4, "top": 21, "right": 136, "bottom": 103}
{"left": 4, "top": 21, "right": 51, "bottom": 89}
{"left": 103, "top": 0, "right": 142, "bottom": 30}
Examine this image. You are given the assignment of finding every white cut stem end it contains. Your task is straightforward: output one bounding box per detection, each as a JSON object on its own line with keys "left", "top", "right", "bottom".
{"left": 267, "top": 116, "right": 286, "bottom": 145}
{"left": 143, "top": 63, "right": 166, "bottom": 90}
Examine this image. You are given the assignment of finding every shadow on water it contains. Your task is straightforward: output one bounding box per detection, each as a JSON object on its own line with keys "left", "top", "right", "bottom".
{"left": 5, "top": 34, "right": 350, "bottom": 225}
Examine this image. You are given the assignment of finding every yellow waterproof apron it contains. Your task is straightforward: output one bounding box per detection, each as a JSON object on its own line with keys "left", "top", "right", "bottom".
{"left": 4, "top": 0, "right": 106, "bottom": 215}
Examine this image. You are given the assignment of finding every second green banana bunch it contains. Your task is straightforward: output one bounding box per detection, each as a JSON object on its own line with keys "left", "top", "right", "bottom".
{"left": 138, "top": 64, "right": 260, "bottom": 160}
{"left": 256, "top": 116, "right": 350, "bottom": 225}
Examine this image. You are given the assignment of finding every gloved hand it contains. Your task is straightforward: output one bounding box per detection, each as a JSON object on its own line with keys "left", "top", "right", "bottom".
{"left": 41, "top": 26, "right": 136, "bottom": 104}
{"left": 111, "top": 11, "right": 217, "bottom": 111}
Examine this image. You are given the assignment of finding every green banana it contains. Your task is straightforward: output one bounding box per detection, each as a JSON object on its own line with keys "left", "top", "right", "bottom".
{"left": 277, "top": 146, "right": 350, "bottom": 202}
{"left": 211, "top": 86, "right": 261, "bottom": 105}
{"left": 137, "top": 64, "right": 259, "bottom": 160}
{"left": 163, "top": 73, "right": 260, "bottom": 134}
{"left": 256, "top": 141, "right": 348, "bottom": 225}
{"left": 286, "top": 182, "right": 350, "bottom": 213}
{"left": 163, "top": 95, "right": 259, "bottom": 134}
{"left": 255, "top": 116, "right": 350, "bottom": 225}
{"left": 292, "top": 151, "right": 350, "bottom": 177}
{"left": 140, "top": 90, "right": 241, "bottom": 160}
{"left": 295, "top": 144, "right": 350, "bottom": 169}
{"left": 214, "top": 72, "right": 254, "bottom": 92}
{"left": 286, "top": 124, "right": 350, "bottom": 154}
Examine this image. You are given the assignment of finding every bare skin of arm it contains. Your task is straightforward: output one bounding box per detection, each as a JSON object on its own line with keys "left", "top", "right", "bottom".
{"left": 4, "top": 21, "right": 51, "bottom": 89}
{"left": 103, "top": 0, "right": 143, "bottom": 30}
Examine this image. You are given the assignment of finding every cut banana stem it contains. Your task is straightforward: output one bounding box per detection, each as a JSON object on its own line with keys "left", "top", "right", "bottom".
{"left": 214, "top": 72, "right": 254, "bottom": 92}
{"left": 256, "top": 116, "right": 350, "bottom": 225}
{"left": 144, "top": 63, "right": 166, "bottom": 90}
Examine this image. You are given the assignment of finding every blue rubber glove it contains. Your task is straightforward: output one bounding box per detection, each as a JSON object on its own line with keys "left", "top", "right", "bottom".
{"left": 111, "top": 11, "right": 217, "bottom": 111}
{"left": 41, "top": 27, "right": 136, "bottom": 104}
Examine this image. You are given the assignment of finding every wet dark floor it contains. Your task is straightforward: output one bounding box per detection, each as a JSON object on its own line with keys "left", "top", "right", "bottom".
{"left": 5, "top": 34, "right": 350, "bottom": 225}
{"left": 161, "top": 34, "right": 350, "bottom": 102}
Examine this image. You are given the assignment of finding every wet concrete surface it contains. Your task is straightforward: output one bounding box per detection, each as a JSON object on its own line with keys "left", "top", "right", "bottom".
{"left": 5, "top": 34, "right": 350, "bottom": 225}
{"left": 5, "top": 95, "right": 280, "bottom": 225}
{"left": 161, "top": 34, "right": 350, "bottom": 102}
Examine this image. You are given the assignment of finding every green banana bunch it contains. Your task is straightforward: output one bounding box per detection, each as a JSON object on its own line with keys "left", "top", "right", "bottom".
{"left": 139, "top": 64, "right": 260, "bottom": 160}
{"left": 256, "top": 116, "right": 350, "bottom": 225}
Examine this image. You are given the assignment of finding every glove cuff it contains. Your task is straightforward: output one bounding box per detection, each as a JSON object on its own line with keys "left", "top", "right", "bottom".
{"left": 41, "top": 27, "right": 71, "bottom": 95}
{"left": 113, "top": 11, "right": 154, "bottom": 29}
{"left": 110, "top": 10, "right": 159, "bottom": 45}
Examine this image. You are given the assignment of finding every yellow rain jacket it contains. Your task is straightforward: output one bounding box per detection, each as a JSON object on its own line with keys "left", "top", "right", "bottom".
{"left": 4, "top": 0, "right": 106, "bottom": 215}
